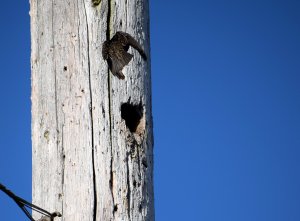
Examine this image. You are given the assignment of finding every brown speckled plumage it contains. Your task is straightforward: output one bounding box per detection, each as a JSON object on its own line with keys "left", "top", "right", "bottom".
{"left": 102, "top": 31, "right": 147, "bottom": 79}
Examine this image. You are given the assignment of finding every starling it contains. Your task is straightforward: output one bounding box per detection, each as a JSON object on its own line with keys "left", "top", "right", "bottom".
{"left": 102, "top": 31, "right": 147, "bottom": 79}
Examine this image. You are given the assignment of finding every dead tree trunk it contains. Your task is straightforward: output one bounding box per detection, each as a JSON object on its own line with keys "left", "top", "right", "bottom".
{"left": 30, "top": 0, "right": 154, "bottom": 220}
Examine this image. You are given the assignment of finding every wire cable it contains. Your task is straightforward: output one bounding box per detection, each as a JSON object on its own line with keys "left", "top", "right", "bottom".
{"left": 0, "top": 183, "right": 61, "bottom": 221}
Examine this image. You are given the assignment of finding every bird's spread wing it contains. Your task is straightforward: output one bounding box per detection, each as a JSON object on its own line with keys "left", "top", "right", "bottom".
{"left": 116, "top": 31, "right": 147, "bottom": 60}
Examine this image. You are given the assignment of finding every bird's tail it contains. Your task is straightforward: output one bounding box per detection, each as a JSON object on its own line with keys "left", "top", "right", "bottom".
{"left": 115, "top": 71, "right": 125, "bottom": 80}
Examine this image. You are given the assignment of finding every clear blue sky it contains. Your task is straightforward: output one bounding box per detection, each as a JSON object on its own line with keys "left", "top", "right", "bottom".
{"left": 0, "top": 1, "right": 300, "bottom": 220}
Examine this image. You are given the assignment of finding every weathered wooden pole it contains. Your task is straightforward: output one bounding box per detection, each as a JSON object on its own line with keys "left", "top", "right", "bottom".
{"left": 30, "top": 0, "right": 154, "bottom": 220}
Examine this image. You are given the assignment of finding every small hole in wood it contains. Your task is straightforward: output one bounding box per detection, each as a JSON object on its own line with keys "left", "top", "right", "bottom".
{"left": 113, "top": 204, "right": 118, "bottom": 212}
{"left": 63, "top": 66, "right": 68, "bottom": 71}
{"left": 44, "top": 130, "right": 50, "bottom": 142}
{"left": 121, "top": 102, "right": 144, "bottom": 133}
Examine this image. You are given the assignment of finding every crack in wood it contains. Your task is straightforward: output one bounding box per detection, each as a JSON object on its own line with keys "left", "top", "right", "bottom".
{"left": 106, "top": 0, "right": 116, "bottom": 215}
{"left": 51, "top": 1, "right": 64, "bottom": 217}
{"left": 126, "top": 154, "right": 131, "bottom": 219}
{"left": 83, "top": 1, "right": 97, "bottom": 220}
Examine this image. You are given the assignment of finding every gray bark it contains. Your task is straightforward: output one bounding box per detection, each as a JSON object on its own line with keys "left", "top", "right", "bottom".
{"left": 30, "top": 0, "right": 154, "bottom": 220}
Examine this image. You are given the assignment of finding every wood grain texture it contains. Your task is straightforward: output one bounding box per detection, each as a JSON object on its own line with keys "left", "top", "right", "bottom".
{"left": 31, "top": 0, "right": 153, "bottom": 220}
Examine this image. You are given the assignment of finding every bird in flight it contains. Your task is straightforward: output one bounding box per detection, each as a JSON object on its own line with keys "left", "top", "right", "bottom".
{"left": 102, "top": 31, "right": 147, "bottom": 79}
